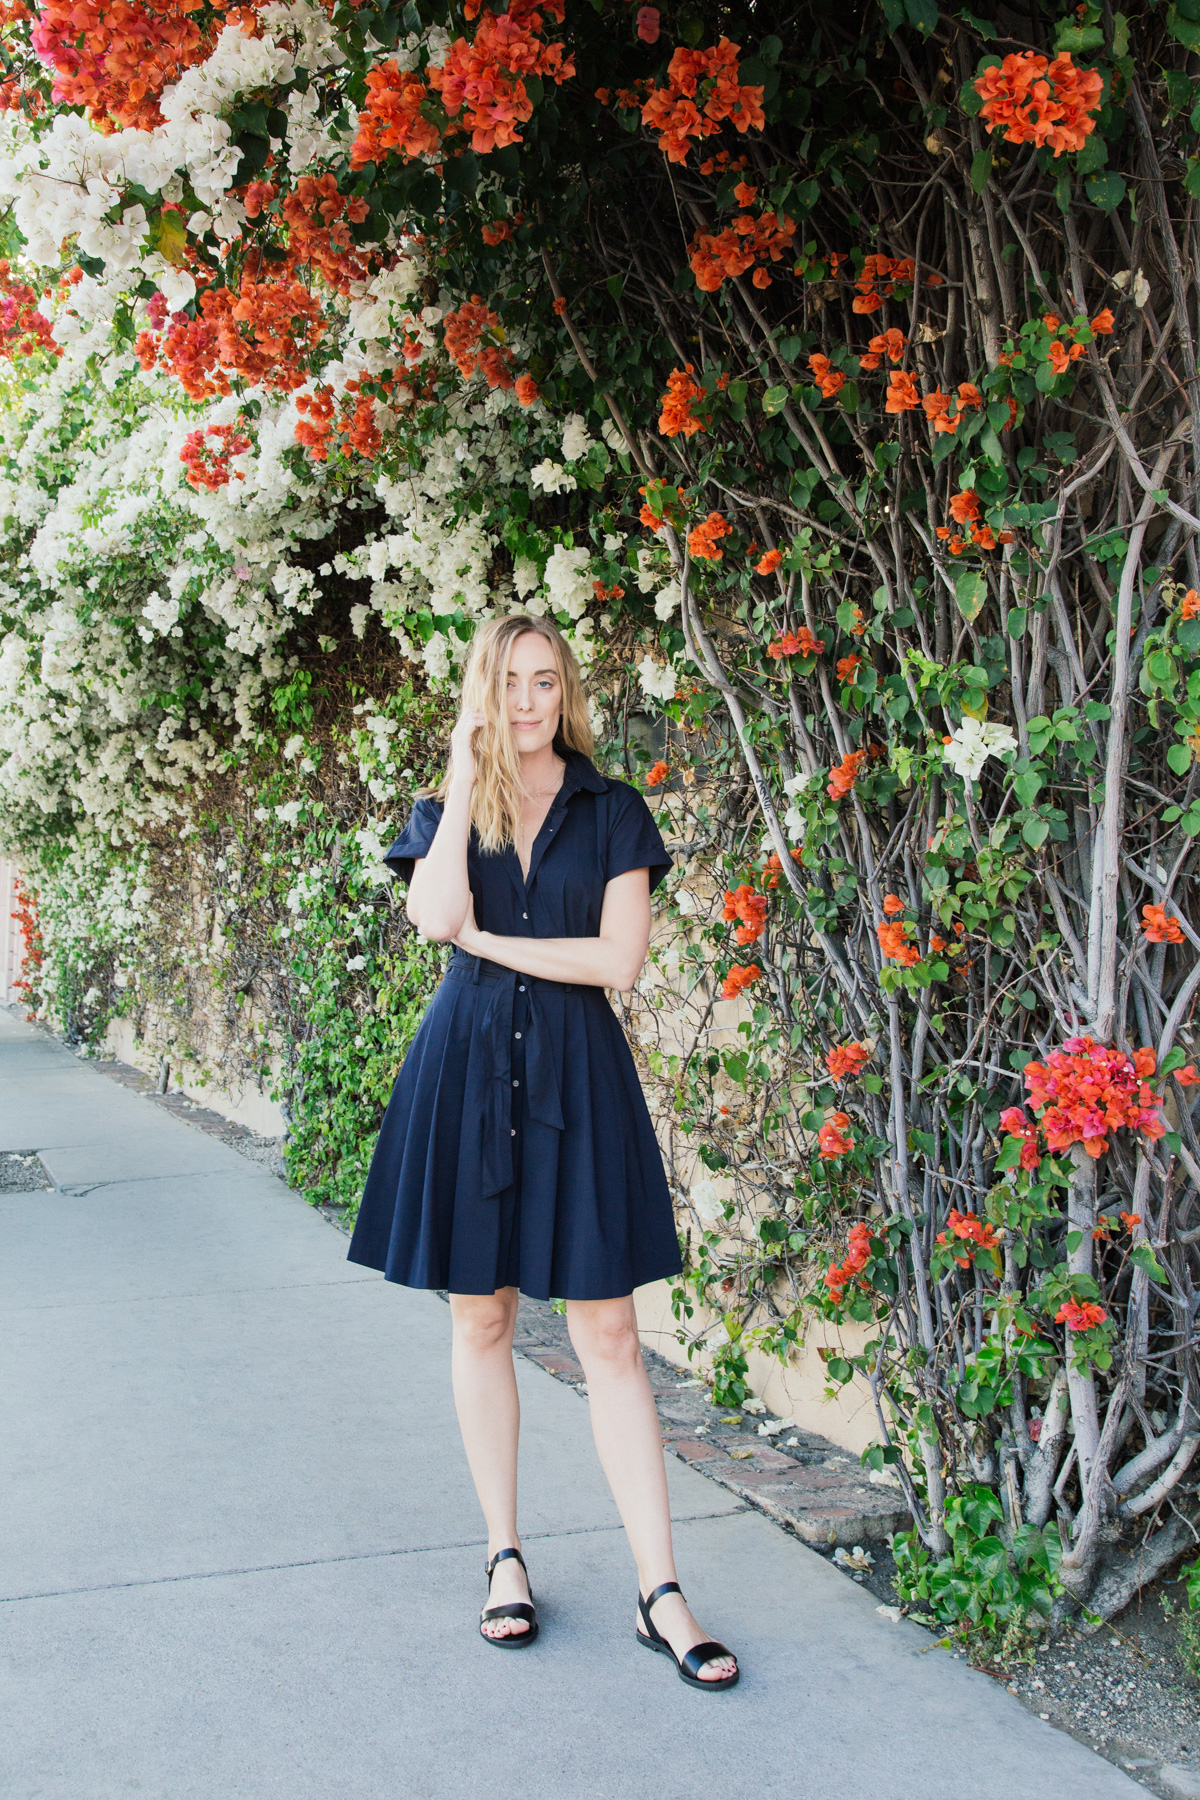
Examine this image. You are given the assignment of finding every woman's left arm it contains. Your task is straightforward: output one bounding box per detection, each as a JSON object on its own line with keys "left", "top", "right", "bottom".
{"left": 451, "top": 868, "right": 651, "bottom": 990}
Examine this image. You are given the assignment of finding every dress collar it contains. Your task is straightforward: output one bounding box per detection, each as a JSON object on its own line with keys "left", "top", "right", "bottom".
{"left": 558, "top": 746, "right": 607, "bottom": 796}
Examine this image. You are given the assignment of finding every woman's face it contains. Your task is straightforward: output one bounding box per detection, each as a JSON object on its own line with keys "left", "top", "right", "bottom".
{"left": 504, "top": 631, "right": 563, "bottom": 754}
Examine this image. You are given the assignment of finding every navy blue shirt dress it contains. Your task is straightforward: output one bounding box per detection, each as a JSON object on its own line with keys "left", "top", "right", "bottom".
{"left": 346, "top": 746, "right": 684, "bottom": 1302}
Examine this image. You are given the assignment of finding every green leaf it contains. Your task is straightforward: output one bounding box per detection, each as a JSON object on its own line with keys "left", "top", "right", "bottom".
{"left": 1187, "top": 159, "right": 1200, "bottom": 202}
{"left": 903, "top": 0, "right": 939, "bottom": 32}
{"left": 1085, "top": 173, "right": 1127, "bottom": 214}
{"left": 1130, "top": 1242, "right": 1167, "bottom": 1281}
{"left": 970, "top": 149, "right": 993, "bottom": 195}
{"left": 1007, "top": 607, "right": 1028, "bottom": 640}
{"left": 1168, "top": 743, "right": 1193, "bottom": 776}
{"left": 955, "top": 570, "right": 987, "bottom": 623}
{"left": 960, "top": 76, "right": 985, "bottom": 119}
{"left": 1022, "top": 817, "right": 1050, "bottom": 848}
{"left": 1170, "top": 5, "right": 1200, "bottom": 51}
{"left": 826, "top": 1357, "right": 852, "bottom": 1383}
{"left": 1075, "top": 134, "right": 1107, "bottom": 177}
{"left": 762, "top": 384, "right": 789, "bottom": 416}
{"left": 758, "top": 34, "right": 783, "bottom": 64}
{"left": 1055, "top": 24, "right": 1105, "bottom": 51}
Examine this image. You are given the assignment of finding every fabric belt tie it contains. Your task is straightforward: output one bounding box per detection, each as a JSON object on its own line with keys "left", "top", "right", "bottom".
{"left": 451, "top": 950, "right": 567, "bottom": 1198}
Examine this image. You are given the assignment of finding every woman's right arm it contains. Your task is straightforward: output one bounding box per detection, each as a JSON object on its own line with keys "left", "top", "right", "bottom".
{"left": 404, "top": 708, "right": 483, "bottom": 941}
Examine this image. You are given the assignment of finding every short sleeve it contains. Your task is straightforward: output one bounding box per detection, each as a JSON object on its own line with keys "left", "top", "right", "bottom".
{"left": 605, "top": 785, "right": 673, "bottom": 895}
{"left": 383, "top": 795, "right": 444, "bottom": 886}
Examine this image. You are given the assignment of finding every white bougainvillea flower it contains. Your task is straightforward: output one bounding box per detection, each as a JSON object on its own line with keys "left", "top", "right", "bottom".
{"left": 941, "top": 717, "right": 1017, "bottom": 782}
{"left": 636, "top": 655, "right": 676, "bottom": 702}
{"left": 530, "top": 458, "right": 577, "bottom": 494}
{"left": 560, "top": 413, "right": 593, "bottom": 462}
{"left": 690, "top": 1176, "right": 723, "bottom": 1220}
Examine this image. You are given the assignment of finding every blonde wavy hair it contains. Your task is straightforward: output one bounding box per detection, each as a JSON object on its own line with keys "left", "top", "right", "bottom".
{"left": 422, "top": 615, "right": 595, "bottom": 853}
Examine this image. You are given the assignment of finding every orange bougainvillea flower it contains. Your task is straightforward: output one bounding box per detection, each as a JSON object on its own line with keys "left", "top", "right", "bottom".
{"left": 885, "top": 370, "right": 920, "bottom": 413}
{"left": 646, "top": 760, "right": 669, "bottom": 786}
{"left": 824, "top": 1221, "right": 872, "bottom": 1300}
{"left": 827, "top": 749, "right": 865, "bottom": 800}
{"left": 768, "top": 626, "right": 825, "bottom": 659}
{"left": 808, "top": 352, "right": 845, "bottom": 398}
{"left": 882, "top": 892, "right": 905, "bottom": 915}
{"left": 658, "top": 364, "right": 704, "bottom": 437}
{"left": 641, "top": 37, "right": 765, "bottom": 164}
{"left": 722, "top": 882, "right": 769, "bottom": 945}
{"left": 762, "top": 848, "right": 803, "bottom": 889}
{"left": 1091, "top": 308, "right": 1115, "bottom": 335}
{"left": 1022, "top": 1036, "right": 1164, "bottom": 1158}
{"left": 835, "top": 653, "right": 861, "bottom": 683}
{"left": 1142, "top": 904, "right": 1184, "bottom": 945}
{"left": 826, "top": 1041, "right": 870, "bottom": 1081}
{"left": 949, "top": 489, "right": 982, "bottom": 524}
{"left": 1176, "top": 1066, "right": 1200, "bottom": 1087}
{"left": 514, "top": 373, "right": 539, "bottom": 405}
{"left": 1056, "top": 1298, "right": 1107, "bottom": 1332}
{"left": 974, "top": 51, "right": 1103, "bottom": 158}
{"left": 689, "top": 208, "right": 796, "bottom": 291}
{"left": 869, "top": 327, "right": 906, "bottom": 364}
{"left": 756, "top": 547, "right": 783, "bottom": 575}
{"left": 720, "top": 961, "right": 762, "bottom": 1000}
{"left": 1047, "top": 338, "right": 1085, "bottom": 375}
{"left": 876, "top": 919, "right": 920, "bottom": 966}
{"left": 1180, "top": 590, "right": 1200, "bottom": 620}
{"left": 935, "top": 1208, "right": 1000, "bottom": 1267}
{"left": 817, "top": 1111, "right": 855, "bottom": 1159}
{"left": 688, "top": 511, "right": 731, "bottom": 561}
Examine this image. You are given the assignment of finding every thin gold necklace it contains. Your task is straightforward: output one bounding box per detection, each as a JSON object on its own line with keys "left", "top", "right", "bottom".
{"left": 523, "top": 755, "right": 565, "bottom": 800}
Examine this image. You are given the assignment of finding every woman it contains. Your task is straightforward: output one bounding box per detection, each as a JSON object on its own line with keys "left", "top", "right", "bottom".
{"left": 348, "top": 613, "right": 739, "bottom": 1690}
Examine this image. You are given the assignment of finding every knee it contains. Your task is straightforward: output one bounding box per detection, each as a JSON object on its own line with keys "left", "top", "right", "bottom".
{"left": 451, "top": 1293, "right": 515, "bottom": 1355}
{"left": 568, "top": 1302, "right": 643, "bottom": 1375}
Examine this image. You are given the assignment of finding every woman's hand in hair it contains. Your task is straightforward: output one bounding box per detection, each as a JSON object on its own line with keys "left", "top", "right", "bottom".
{"left": 448, "top": 707, "right": 486, "bottom": 788}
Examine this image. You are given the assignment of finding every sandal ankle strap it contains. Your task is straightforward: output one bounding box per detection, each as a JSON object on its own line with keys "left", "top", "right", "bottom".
{"left": 486, "top": 1546, "right": 527, "bottom": 1579}
{"left": 641, "top": 1579, "right": 683, "bottom": 1611}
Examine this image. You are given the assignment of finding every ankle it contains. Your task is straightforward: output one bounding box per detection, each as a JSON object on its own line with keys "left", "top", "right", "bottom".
{"left": 638, "top": 1572, "right": 679, "bottom": 1604}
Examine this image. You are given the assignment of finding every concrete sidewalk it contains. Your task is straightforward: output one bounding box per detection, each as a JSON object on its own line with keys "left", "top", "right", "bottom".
{"left": 0, "top": 1007, "right": 1143, "bottom": 1800}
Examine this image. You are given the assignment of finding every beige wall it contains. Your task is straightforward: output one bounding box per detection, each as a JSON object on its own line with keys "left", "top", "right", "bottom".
{"left": 1, "top": 854, "right": 25, "bottom": 1005}
{"left": 634, "top": 1279, "right": 881, "bottom": 1455}
{"left": 103, "top": 1014, "right": 286, "bottom": 1137}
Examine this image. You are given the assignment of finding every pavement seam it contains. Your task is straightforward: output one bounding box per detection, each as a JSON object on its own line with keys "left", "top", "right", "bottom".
{"left": 0, "top": 1509, "right": 748, "bottom": 1606}
{"left": 5, "top": 1274, "right": 383, "bottom": 1315}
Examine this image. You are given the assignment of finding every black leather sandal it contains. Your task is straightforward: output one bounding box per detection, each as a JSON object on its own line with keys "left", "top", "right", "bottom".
{"left": 636, "top": 1580, "right": 739, "bottom": 1690}
{"left": 480, "top": 1547, "right": 539, "bottom": 1648}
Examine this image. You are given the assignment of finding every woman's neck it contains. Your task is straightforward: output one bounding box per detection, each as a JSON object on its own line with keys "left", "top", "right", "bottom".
{"left": 519, "top": 743, "right": 564, "bottom": 793}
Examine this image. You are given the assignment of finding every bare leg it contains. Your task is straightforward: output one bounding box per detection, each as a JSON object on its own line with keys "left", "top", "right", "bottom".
{"left": 449, "top": 1288, "right": 531, "bottom": 1639}
{"left": 566, "top": 1296, "right": 737, "bottom": 1681}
